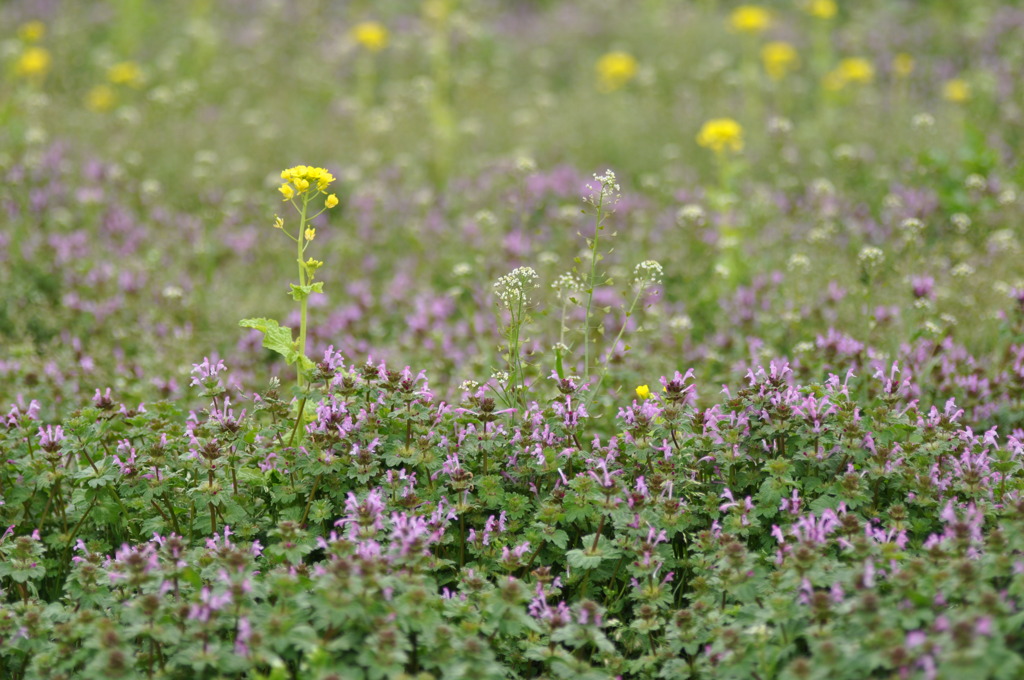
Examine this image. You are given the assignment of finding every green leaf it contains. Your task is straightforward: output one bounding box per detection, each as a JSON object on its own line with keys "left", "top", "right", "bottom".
{"left": 566, "top": 548, "right": 605, "bottom": 570}
{"left": 239, "top": 318, "right": 304, "bottom": 366}
{"left": 288, "top": 282, "right": 325, "bottom": 302}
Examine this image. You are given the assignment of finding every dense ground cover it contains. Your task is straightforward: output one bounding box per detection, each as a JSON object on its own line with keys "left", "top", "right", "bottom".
{"left": 3, "top": 0, "right": 1024, "bottom": 678}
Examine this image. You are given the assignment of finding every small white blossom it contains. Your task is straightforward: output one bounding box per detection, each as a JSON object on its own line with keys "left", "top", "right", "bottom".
{"left": 586, "top": 169, "right": 621, "bottom": 206}
{"left": 786, "top": 253, "right": 811, "bottom": 272}
{"left": 668, "top": 315, "right": 693, "bottom": 332}
{"left": 965, "top": 174, "right": 987, "bottom": 191}
{"left": 858, "top": 246, "right": 885, "bottom": 271}
{"left": 911, "top": 112, "right": 935, "bottom": 130}
{"left": 951, "top": 263, "right": 975, "bottom": 278}
{"left": 676, "top": 204, "right": 706, "bottom": 227}
{"left": 633, "top": 260, "right": 664, "bottom": 287}
{"left": 951, "top": 213, "right": 971, "bottom": 233}
{"left": 493, "top": 266, "right": 540, "bottom": 306}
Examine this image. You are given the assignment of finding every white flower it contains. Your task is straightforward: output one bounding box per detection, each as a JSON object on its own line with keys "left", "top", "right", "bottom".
{"left": 633, "top": 260, "right": 664, "bottom": 287}
{"left": 493, "top": 266, "right": 540, "bottom": 306}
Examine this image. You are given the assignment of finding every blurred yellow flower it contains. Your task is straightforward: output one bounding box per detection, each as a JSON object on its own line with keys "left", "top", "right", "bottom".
{"left": 14, "top": 46, "right": 51, "bottom": 79}
{"left": 635, "top": 385, "right": 651, "bottom": 400}
{"left": 806, "top": 0, "right": 837, "bottom": 19}
{"left": 17, "top": 21, "right": 46, "bottom": 43}
{"left": 325, "top": 193, "right": 339, "bottom": 208}
{"left": 762, "top": 41, "right": 799, "bottom": 80}
{"left": 85, "top": 85, "right": 116, "bottom": 112}
{"left": 943, "top": 78, "right": 970, "bottom": 103}
{"left": 108, "top": 61, "right": 143, "bottom": 87}
{"left": 595, "top": 51, "right": 638, "bottom": 92}
{"left": 273, "top": 216, "right": 284, "bottom": 229}
{"left": 305, "top": 227, "right": 316, "bottom": 242}
{"left": 697, "top": 118, "right": 744, "bottom": 154}
{"left": 352, "top": 21, "right": 389, "bottom": 52}
{"left": 730, "top": 6, "right": 771, "bottom": 34}
{"left": 824, "top": 57, "right": 874, "bottom": 90}
{"left": 893, "top": 53, "right": 914, "bottom": 78}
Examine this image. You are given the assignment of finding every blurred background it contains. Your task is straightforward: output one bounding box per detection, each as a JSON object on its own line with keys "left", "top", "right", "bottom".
{"left": 2, "top": 0, "right": 1023, "bottom": 426}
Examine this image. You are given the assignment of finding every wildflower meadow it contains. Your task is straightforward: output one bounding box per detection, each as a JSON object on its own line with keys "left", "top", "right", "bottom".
{"left": 4, "top": 1, "right": 1024, "bottom": 678}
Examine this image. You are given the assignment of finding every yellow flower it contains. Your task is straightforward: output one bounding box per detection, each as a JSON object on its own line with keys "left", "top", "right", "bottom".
{"left": 305, "top": 227, "right": 316, "bottom": 242}
{"left": 762, "top": 41, "right": 799, "bottom": 81}
{"left": 85, "top": 85, "right": 116, "bottom": 112}
{"left": 635, "top": 385, "right": 651, "bottom": 400}
{"left": 595, "top": 51, "right": 638, "bottom": 92}
{"left": 352, "top": 21, "right": 389, "bottom": 52}
{"left": 273, "top": 216, "right": 284, "bottom": 229}
{"left": 943, "top": 78, "right": 970, "bottom": 103}
{"left": 280, "top": 165, "right": 335, "bottom": 199}
{"left": 806, "top": 0, "right": 837, "bottom": 20}
{"left": 824, "top": 57, "right": 873, "bottom": 90}
{"left": 14, "top": 47, "right": 51, "bottom": 79}
{"left": 108, "top": 61, "right": 143, "bottom": 87}
{"left": 892, "top": 53, "right": 914, "bottom": 78}
{"left": 697, "top": 118, "right": 744, "bottom": 154}
{"left": 17, "top": 21, "right": 46, "bottom": 43}
{"left": 729, "top": 6, "right": 771, "bottom": 34}
{"left": 325, "top": 193, "right": 339, "bottom": 209}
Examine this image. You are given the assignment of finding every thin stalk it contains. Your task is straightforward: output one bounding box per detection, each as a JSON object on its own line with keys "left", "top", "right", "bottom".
{"left": 584, "top": 285, "right": 644, "bottom": 412}
{"left": 300, "top": 473, "right": 323, "bottom": 526}
{"left": 583, "top": 194, "right": 605, "bottom": 381}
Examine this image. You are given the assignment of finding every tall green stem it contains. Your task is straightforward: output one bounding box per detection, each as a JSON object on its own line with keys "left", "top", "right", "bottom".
{"left": 583, "top": 194, "right": 605, "bottom": 381}
{"left": 584, "top": 286, "right": 644, "bottom": 412}
{"left": 296, "top": 198, "right": 309, "bottom": 389}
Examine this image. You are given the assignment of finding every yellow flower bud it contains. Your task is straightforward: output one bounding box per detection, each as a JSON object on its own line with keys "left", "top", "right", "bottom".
{"left": 273, "top": 216, "right": 284, "bottom": 229}
{"left": 305, "top": 227, "right": 316, "bottom": 241}
{"left": 325, "top": 193, "right": 339, "bottom": 208}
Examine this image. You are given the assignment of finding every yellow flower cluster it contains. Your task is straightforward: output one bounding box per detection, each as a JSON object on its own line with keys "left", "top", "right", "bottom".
{"left": 278, "top": 165, "right": 337, "bottom": 203}
{"left": 806, "top": 0, "right": 837, "bottom": 20}
{"left": 762, "top": 41, "right": 799, "bottom": 81}
{"left": 697, "top": 118, "right": 744, "bottom": 154}
{"left": 86, "top": 86, "right": 116, "bottom": 112}
{"left": 280, "top": 164, "right": 335, "bottom": 199}
{"left": 108, "top": 61, "right": 143, "bottom": 87}
{"left": 892, "top": 53, "right": 915, "bottom": 78}
{"left": 14, "top": 46, "right": 51, "bottom": 79}
{"left": 729, "top": 5, "right": 771, "bottom": 34}
{"left": 17, "top": 21, "right": 46, "bottom": 43}
{"left": 823, "top": 57, "right": 874, "bottom": 90}
{"left": 595, "top": 51, "right": 638, "bottom": 92}
{"left": 943, "top": 78, "right": 970, "bottom": 103}
{"left": 352, "top": 21, "right": 389, "bottom": 52}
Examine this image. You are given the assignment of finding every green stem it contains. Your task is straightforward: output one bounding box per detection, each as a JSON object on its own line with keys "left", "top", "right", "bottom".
{"left": 297, "top": 197, "right": 309, "bottom": 390}
{"left": 583, "top": 195, "right": 605, "bottom": 381}
{"left": 584, "top": 285, "right": 644, "bottom": 412}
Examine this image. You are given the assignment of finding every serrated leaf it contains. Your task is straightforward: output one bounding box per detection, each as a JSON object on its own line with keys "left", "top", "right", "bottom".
{"left": 566, "top": 548, "right": 605, "bottom": 570}
{"left": 239, "top": 318, "right": 303, "bottom": 366}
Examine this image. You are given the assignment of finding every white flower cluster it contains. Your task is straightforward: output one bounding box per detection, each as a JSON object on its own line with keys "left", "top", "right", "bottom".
{"left": 633, "top": 259, "right": 664, "bottom": 287}
{"left": 857, "top": 246, "right": 885, "bottom": 271}
{"left": 676, "top": 203, "right": 706, "bottom": 227}
{"left": 493, "top": 266, "right": 540, "bottom": 306}
{"left": 551, "top": 272, "right": 582, "bottom": 299}
{"left": 586, "top": 168, "right": 621, "bottom": 206}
